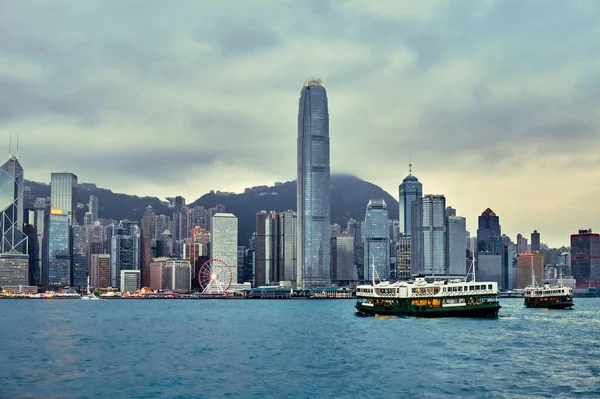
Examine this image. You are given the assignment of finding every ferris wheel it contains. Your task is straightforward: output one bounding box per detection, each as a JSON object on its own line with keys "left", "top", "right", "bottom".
{"left": 198, "top": 258, "right": 233, "bottom": 294}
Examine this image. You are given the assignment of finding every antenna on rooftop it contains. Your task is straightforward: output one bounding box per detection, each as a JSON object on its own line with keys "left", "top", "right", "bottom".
{"left": 409, "top": 156, "right": 412, "bottom": 175}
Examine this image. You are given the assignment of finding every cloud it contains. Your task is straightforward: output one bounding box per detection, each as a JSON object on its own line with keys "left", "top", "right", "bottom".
{"left": 1, "top": 0, "right": 600, "bottom": 246}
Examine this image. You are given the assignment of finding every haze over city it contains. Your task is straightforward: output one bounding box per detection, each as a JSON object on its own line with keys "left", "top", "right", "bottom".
{"left": 2, "top": 1, "right": 599, "bottom": 246}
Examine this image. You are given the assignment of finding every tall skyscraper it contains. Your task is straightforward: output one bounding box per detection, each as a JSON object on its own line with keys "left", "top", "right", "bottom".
{"left": 109, "top": 220, "right": 140, "bottom": 288}
{"left": 279, "top": 210, "right": 297, "bottom": 282}
{"left": 297, "top": 78, "right": 330, "bottom": 288}
{"left": 43, "top": 210, "right": 70, "bottom": 290}
{"left": 398, "top": 163, "right": 422, "bottom": 236}
{"left": 570, "top": 229, "right": 600, "bottom": 288}
{"left": 140, "top": 206, "right": 155, "bottom": 288}
{"left": 531, "top": 230, "right": 541, "bottom": 252}
{"left": 447, "top": 215, "right": 467, "bottom": 276}
{"left": 363, "top": 199, "right": 390, "bottom": 281}
{"left": 0, "top": 155, "right": 27, "bottom": 255}
{"left": 211, "top": 213, "right": 238, "bottom": 284}
{"left": 331, "top": 233, "right": 355, "bottom": 283}
{"left": 477, "top": 208, "right": 501, "bottom": 253}
{"left": 411, "top": 195, "right": 446, "bottom": 276}
{"left": 71, "top": 224, "right": 87, "bottom": 290}
{"left": 255, "top": 211, "right": 278, "bottom": 286}
{"left": 50, "top": 173, "right": 77, "bottom": 224}
{"left": 88, "top": 195, "right": 99, "bottom": 222}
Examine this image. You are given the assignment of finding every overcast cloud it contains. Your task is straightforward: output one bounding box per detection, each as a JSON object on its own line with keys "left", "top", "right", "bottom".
{"left": 1, "top": 0, "right": 599, "bottom": 247}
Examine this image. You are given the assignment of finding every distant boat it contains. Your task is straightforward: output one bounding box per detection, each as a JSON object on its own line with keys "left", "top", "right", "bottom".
{"left": 523, "top": 266, "right": 573, "bottom": 309}
{"left": 81, "top": 293, "right": 101, "bottom": 300}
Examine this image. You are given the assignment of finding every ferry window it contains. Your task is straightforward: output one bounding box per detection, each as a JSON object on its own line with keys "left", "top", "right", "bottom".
{"left": 458, "top": 287, "right": 462, "bottom": 292}
{"left": 488, "top": 284, "right": 492, "bottom": 290}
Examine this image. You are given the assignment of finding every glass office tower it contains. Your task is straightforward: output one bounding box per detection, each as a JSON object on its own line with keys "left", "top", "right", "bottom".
{"left": 297, "top": 78, "right": 330, "bottom": 288}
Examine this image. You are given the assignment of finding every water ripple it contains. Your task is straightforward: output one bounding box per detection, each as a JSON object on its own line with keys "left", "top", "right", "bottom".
{"left": 0, "top": 298, "right": 599, "bottom": 398}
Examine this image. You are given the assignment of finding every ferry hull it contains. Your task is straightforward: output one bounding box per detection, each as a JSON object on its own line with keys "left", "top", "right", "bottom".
{"left": 524, "top": 297, "right": 573, "bottom": 309}
{"left": 355, "top": 300, "right": 500, "bottom": 318}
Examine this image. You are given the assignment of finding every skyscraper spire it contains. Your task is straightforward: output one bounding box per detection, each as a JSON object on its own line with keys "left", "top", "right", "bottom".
{"left": 409, "top": 157, "right": 412, "bottom": 175}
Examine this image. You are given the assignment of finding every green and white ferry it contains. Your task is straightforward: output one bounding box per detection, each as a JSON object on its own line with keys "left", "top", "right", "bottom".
{"left": 523, "top": 268, "right": 573, "bottom": 309}
{"left": 355, "top": 260, "right": 501, "bottom": 318}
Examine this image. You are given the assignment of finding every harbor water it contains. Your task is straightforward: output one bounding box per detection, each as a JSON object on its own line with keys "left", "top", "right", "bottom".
{"left": 1, "top": 298, "right": 599, "bottom": 398}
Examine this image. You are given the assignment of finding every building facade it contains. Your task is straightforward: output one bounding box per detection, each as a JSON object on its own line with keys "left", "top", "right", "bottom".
{"left": 44, "top": 211, "right": 70, "bottom": 290}
{"left": 516, "top": 251, "right": 544, "bottom": 289}
{"left": 570, "top": 229, "right": 600, "bottom": 288}
{"left": 50, "top": 173, "right": 77, "bottom": 224}
{"left": 140, "top": 206, "right": 155, "bottom": 288}
{"left": 109, "top": 220, "right": 141, "bottom": 288}
{"left": 164, "top": 259, "right": 191, "bottom": 292}
{"left": 211, "top": 213, "right": 238, "bottom": 284}
{"left": 71, "top": 225, "right": 87, "bottom": 291}
{"left": 120, "top": 270, "right": 140, "bottom": 293}
{"left": 297, "top": 78, "right": 330, "bottom": 288}
{"left": 331, "top": 233, "right": 355, "bottom": 283}
{"left": 0, "top": 253, "right": 29, "bottom": 287}
{"left": 447, "top": 215, "right": 467, "bottom": 277}
{"left": 411, "top": 195, "right": 446, "bottom": 276}
{"left": 363, "top": 199, "right": 390, "bottom": 281}
{"left": 396, "top": 236, "right": 411, "bottom": 280}
{"left": 90, "top": 254, "right": 110, "bottom": 289}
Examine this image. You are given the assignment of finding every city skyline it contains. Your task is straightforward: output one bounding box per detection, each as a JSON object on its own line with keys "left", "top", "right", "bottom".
{"left": 2, "top": 2, "right": 599, "bottom": 247}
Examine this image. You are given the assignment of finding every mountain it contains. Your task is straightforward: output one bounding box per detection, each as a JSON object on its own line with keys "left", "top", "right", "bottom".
{"left": 24, "top": 174, "right": 399, "bottom": 245}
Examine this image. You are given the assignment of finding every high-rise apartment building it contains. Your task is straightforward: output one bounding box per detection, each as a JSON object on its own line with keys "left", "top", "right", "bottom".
{"left": 88, "top": 195, "right": 99, "bottom": 222}
{"left": 50, "top": 173, "right": 77, "bottom": 224}
{"left": 297, "top": 78, "right": 330, "bottom": 288}
{"left": 398, "top": 164, "right": 422, "bottom": 236}
{"left": 331, "top": 233, "right": 355, "bottom": 283}
{"left": 211, "top": 213, "right": 238, "bottom": 284}
{"left": 570, "top": 229, "right": 600, "bottom": 288}
{"left": 363, "top": 200, "right": 390, "bottom": 281}
{"left": 531, "top": 230, "right": 541, "bottom": 252}
{"left": 109, "top": 220, "right": 140, "bottom": 288}
{"left": 0, "top": 155, "right": 27, "bottom": 254}
{"left": 411, "top": 195, "right": 446, "bottom": 276}
{"left": 90, "top": 254, "right": 110, "bottom": 289}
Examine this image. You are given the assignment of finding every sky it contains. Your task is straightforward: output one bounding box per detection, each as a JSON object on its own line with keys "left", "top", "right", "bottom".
{"left": 1, "top": 0, "right": 599, "bottom": 247}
